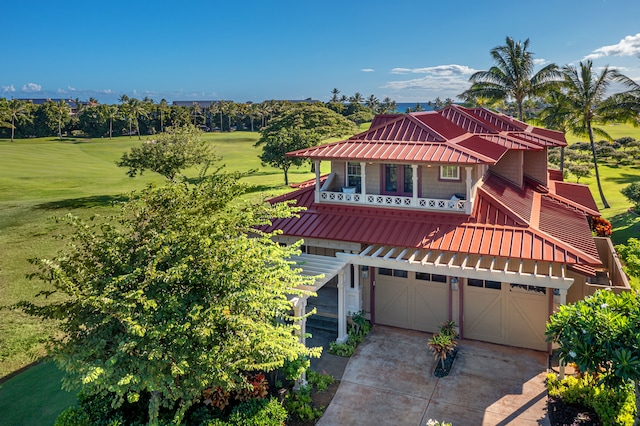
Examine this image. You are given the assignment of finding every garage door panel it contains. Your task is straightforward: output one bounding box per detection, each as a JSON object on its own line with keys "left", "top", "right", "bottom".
{"left": 414, "top": 282, "right": 448, "bottom": 333}
{"left": 464, "top": 287, "right": 503, "bottom": 343}
{"left": 375, "top": 279, "right": 411, "bottom": 328}
{"left": 375, "top": 273, "right": 449, "bottom": 332}
{"left": 507, "top": 291, "right": 548, "bottom": 351}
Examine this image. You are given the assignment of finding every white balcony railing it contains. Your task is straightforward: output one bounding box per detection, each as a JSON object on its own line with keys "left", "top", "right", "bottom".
{"left": 319, "top": 190, "right": 466, "bottom": 212}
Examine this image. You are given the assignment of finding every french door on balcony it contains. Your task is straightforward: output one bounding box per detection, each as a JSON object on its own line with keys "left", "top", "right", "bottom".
{"left": 382, "top": 164, "right": 413, "bottom": 196}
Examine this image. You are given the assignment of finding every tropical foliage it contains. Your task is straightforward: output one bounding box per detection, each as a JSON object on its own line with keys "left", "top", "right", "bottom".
{"left": 14, "top": 171, "right": 321, "bottom": 424}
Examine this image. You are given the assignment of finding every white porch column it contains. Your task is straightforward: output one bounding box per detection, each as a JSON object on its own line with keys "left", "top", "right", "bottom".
{"left": 360, "top": 161, "right": 367, "bottom": 202}
{"left": 412, "top": 164, "right": 419, "bottom": 206}
{"left": 465, "top": 166, "right": 473, "bottom": 214}
{"left": 291, "top": 296, "right": 308, "bottom": 389}
{"left": 314, "top": 160, "right": 321, "bottom": 203}
{"left": 336, "top": 268, "right": 348, "bottom": 343}
{"left": 558, "top": 288, "right": 567, "bottom": 305}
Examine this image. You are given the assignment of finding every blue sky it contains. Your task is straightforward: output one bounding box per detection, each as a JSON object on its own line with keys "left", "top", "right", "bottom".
{"left": 4, "top": 0, "right": 640, "bottom": 104}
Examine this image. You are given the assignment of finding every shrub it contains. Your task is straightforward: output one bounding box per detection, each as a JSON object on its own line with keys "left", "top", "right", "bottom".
{"left": 227, "top": 398, "right": 287, "bottom": 426}
{"left": 329, "top": 341, "right": 355, "bottom": 357}
{"left": 284, "top": 386, "right": 323, "bottom": 422}
{"left": 281, "top": 356, "right": 310, "bottom": 382}
{"left": 54, "top": 407, "right": 90, "bottom": 426}
{"left": 427, "top": 333, "right": 457, "bottom": 370}
{"left": 307, "top": 370, "right": 334, "bottom": 392}
{"left": 546, "top": 373, "right": 636, "bottom": 426}
{"left": 621, "top": 182, "right": 640, "bottom": 212}
{"left": 591, "top": 216, "right": 612, "bottom": 237}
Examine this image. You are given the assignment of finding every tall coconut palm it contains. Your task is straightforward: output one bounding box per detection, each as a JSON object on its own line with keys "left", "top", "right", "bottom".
{"left": 553, "top": 60, "right": 628, "bottom": 208}
{"left": 536, "top": 89, "right": 573, "bottom": 173}
{"left": 158, "top": 99, "right": 170, "bottom": 132}
{"left": 191, "top": 102, "right": 202, "bottom": 126}
{"left": 52, "top": 100, "right": 70, "bottom": 139}
{"left": 330, "top": 88, "right": 341, "bottom": 103}
{"left": 103, "top": 104, "right": 119, "bottom": 139}
{"left": 124, "top": 97, "right": 149, "bottom": 139}
{"left": 5, "top": 99, "right": 32, "bottom": 142}
{"left": 365, "top": 94, "right": 379, "bottom": 114}
{"left": 349, "top": 92, "right": 364, "bottom": 104}
{"left": 463, "top": 37, "right": 560, "bottom": 121}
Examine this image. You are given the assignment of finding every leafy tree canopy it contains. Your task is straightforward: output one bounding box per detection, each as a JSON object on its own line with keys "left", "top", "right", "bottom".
{"left": 257, "top": 103, "right": 355, "bottom": 144}
{"left": 617, "top": 238, "right": 640, "bottom": 279}
{"left": 117, "top": 124, "right": 216, "bottom": 181}
{"left": 14, "top": 172, "right": 320, "bottom": 424}
{"left": 258, "top": 127, "right": 321, "bottom": 185}
{"left": 546, "top": 289, "right": 640, "bottom": 417}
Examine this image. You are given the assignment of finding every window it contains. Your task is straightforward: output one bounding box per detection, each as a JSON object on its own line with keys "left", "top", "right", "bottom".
{"left": 416, "top": 272, "right": 447, "bottom": 283}
{"left": 378, "top": 268, "right": 392, "bottom": 276}
{"left": 440, "top": 165, "right": 460, "bottom": 180}
{"left": 510, "top": 284, "right": 546, "bottom": 294}
{"left": 346, "top": 162, "right": 361, "bottom": 188}
{"left": 377, "top": 268, "right": 407, "bottom": 278}
{"left": 383, "top": 164, "right": 413, "bottom": 195}
{"left": 468, "top": 278, "right": 502, "bottom": 290}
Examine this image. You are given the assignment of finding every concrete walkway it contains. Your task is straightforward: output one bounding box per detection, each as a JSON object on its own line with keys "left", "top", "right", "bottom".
{"left": 318, "top": 326, "right": 550, "bottom": 426}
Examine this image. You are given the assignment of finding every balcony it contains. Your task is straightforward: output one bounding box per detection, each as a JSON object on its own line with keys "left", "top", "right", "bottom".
{"left": 318, "top": 189, "right": 467, "bottom": 212}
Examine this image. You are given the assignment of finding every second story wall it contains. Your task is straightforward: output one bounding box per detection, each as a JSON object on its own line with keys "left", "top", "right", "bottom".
{"left": 490, "top": 151, "right": 523, "bottom": 187}
{"left": 523, "top": 149, "right": 548, "bottom": 185}
{"left": 421, "top": 166, "right": 466, "bottom": 199}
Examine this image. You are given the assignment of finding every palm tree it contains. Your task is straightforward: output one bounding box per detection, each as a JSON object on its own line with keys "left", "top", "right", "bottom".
{"left": 52, "top": 100, "right": 70, "bottom": 139}
{"left": 365, "top": 94, "right": 379, "bottom": 114}
{"left": 103, "top": 104, "right": 119, "bottom": 139}
{"left": 553, "top": 60, "right": 629, "bottom": 208}
{"left": 6, "top": 99, "right": 31, "bottom": 142}
{"left": 349, "top": 92, "right": 364, "bottom": 104}
{"left": 124, "top": 98, "right": 149, "bottom": 139}
{"left": 158, "top": 99, "right": 170, "bottom": 132}
{"left": 463, "top": 37, "right": 560, "bottom": 121}
{"left": 536, "top": 89, "right": 573, "bottom": 172}
{"left": 330, "top": 88, "right": 341, "bottom": 103}
{"left": 191, "top": 102, "right": 202, "bottom": 126}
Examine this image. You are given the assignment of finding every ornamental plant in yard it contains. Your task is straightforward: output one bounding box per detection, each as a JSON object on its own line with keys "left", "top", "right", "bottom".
{"left": 14, "top": 170, "right": 321, "bottom": 425}
{"left": 546, "top": 289, "right": 640, "bottom": 423}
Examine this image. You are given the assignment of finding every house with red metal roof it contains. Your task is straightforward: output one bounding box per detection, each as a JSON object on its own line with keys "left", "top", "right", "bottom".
{"left": 263, "top": 105, "right": 629, "bottom": 352}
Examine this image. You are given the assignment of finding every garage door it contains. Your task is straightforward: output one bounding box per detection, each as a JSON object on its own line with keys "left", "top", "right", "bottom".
{"left": 374, "top": 269, "right": 449, "bottom": 333}
{"left": 463, "top": 279, "right": 549, "bottom": 351}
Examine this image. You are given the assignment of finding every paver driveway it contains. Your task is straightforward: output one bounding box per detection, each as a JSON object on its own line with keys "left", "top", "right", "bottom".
{"left": 318, "top": 326, "right": 550, "bottom": 426}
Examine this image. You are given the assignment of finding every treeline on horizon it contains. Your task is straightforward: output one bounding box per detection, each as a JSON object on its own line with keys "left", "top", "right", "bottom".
{"left": 0, "top": 91, "right": 443, "bottom": 140}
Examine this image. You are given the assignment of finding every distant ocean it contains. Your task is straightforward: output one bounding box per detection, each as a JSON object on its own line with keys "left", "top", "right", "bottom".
{"left": 393, "top": 102, "right": 435, "bottom": 113}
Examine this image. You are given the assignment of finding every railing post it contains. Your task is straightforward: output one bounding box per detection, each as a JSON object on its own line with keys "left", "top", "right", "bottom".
{"left": 360, "top": 162, "right": 366, "bottom": 204}
{"left": 412, "top": 164, "right": 418, "bottom": 206}
{"left": 314, "top": 160, "right": 321, "bottom": 203}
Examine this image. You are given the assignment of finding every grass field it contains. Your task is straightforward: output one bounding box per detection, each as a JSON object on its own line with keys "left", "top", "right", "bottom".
{"left": 0, "top": 125, "right": 639, "bottom": 423}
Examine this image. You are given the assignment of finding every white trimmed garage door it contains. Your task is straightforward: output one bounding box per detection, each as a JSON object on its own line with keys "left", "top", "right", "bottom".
{"left": 463, "top": 279, "right": 549, "bottom": 351}
{"left": 374, "top": 269, "right": 449, "bottom": 333}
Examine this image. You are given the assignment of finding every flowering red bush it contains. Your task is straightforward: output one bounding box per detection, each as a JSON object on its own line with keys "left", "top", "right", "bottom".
{"left": 592, "top": 216, "right": 612, "bottom": 237}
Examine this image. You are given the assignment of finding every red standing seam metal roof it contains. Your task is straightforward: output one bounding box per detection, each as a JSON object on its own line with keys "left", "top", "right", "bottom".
{"left": 287, "top": 105, "right": 566, "bottom": 164}
{"left": 262, "top": 179, "right": 602, "bottom": 267}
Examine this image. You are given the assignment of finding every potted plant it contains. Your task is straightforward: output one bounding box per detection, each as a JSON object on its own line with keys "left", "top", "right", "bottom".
{"left": 428, "top": 321, "right": 459, "bottom": 377}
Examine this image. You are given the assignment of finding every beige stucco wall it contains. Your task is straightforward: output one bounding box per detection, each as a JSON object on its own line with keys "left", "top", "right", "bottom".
{"left": 566, "top": 270, "right": 588, "bottom": 304}
{"left": 523, "top": 149, "right": 548, "bottom": 185}
{"left": 331, "top": 161, "right": 347, "bottom": 190}
{"left": 490, "top": 150, "right": 523, "bottom": 187}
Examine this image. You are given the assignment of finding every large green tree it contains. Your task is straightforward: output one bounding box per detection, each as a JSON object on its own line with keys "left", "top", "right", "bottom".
{"left": 117, "top": 125, "right": 215, "bottom": 181}
{"left": 546, "top": 290, "right": 640, "bottom": 423}
{"left": 15, "top": 172, "right": 319, "bottom": 425}
{"left": 462, "top": 37, "right": 560, "bottom": 120}
{"left": 258, "top": 127, "right": 321, "bottom": 185}
{"left": 256, "top": 104, "right": 356, "bottom": 184}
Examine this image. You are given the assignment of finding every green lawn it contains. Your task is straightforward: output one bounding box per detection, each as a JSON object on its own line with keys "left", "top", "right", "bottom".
{"left": 0, "top": 362, "right": 77, "bottom": 426}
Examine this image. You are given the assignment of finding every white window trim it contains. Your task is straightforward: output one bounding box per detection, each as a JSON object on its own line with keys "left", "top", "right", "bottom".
{"left": 346, "top": 162, "right": 361, "bottom": 187}
{"left": 440, "top": 165, "right": 460, "bottom": 180}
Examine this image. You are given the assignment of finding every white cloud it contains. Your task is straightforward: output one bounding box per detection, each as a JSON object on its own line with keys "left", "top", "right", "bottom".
{"left": 533, "top": 58, "right": 548, "bottom": 66}
{"left": 382, "top": 64, "right": 479, "bottom": 99}
{"left": 584, "top": 33, "right": 640, "bottom": 60}
{"left": 22, "top": 82, "right": 42, "bottom": 92}
{"left": 2, "top": 84, "right": 16, "bottom": 92}
{"left": 390, "top": 64, "right": 477, "bottom": 75}
{"left": 361, "top": 68, "right": 375, "bottom": 73}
